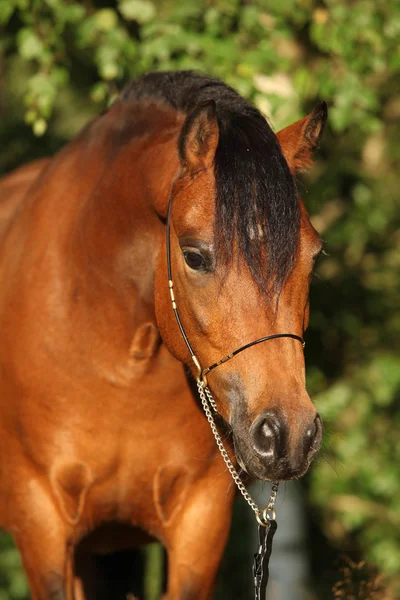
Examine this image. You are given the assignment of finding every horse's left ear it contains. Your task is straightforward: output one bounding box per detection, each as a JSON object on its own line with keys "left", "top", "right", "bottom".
{"left": 178, "top": 100, "right": 219, "bottom": 175}
{"left": 276, "top": 101, "right": 327, "bottom": 174}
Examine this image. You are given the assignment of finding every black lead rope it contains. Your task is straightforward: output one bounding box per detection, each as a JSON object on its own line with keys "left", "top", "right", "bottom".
{"left": 253, "top": 520, "right": 278, "bottom": 599}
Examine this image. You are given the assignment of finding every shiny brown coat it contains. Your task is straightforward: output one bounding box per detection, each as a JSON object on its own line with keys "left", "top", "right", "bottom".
{"left": 0, "top": 87, "right": 326, "bottom": 599}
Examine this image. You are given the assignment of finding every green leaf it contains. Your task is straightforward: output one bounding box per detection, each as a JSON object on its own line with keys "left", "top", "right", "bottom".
{"left": 32, "top": 118, "right": 47, "bottom": 136}
{"left": 58, "top": 3, "right": 86, "bottom": 24}
{"left": 95, "top": 8, "right": 119, "bottom": 31}
{"left": 17, "top": 28, "right": 44, "bottom": 60}
{"left": 0, "top": 0, "right": 16, "bottom": 25}
{"left": 90, "top": 81, "right": 109, "bottom": 103}
{"left": 118, "top": 0, "right": 156, "bottom": 24}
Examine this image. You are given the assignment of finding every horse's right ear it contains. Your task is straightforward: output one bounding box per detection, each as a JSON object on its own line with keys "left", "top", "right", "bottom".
{"left": 178, "top": 100, "right": 219, "bottom": 175}
{"left": 276, "top": 101, "right": 327, "bottom": 174}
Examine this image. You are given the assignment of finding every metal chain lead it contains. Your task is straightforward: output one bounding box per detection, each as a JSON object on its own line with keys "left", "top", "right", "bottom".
{"left": 197, "top": 381, "right": 279, "bottom": 525}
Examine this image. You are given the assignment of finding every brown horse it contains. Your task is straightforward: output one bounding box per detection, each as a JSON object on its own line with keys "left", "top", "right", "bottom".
{"left": 0, "top": 72, "right": 327, "bottom": 599}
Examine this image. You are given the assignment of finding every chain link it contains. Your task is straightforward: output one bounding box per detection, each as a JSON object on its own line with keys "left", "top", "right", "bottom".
{"left": 197, "top": 381, "right": 279, "bottom": 525}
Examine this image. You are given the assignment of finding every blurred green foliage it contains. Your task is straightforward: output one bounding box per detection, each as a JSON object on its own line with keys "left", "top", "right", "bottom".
{"left": 0, "top": 536, "right": 28, "bottom": 600}
{"left": 0, "top": 0, "right": 399, "bottom": 598}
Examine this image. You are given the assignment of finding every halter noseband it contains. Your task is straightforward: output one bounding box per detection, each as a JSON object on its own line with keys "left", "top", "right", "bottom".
{"left": 166, "top": 194, "right": 304, "bottom": 387}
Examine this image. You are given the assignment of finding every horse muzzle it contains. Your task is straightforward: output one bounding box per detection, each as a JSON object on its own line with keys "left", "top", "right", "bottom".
{"left": 233, "top": 409, "right": 324, "bottom": 481}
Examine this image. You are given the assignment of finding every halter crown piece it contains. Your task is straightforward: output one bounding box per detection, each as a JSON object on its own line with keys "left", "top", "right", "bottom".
{"left": 166, "top": 191, "right": 305, "bottom": 596}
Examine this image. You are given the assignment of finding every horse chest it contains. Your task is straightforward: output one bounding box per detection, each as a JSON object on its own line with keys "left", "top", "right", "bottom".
{"left": 45, "top": 381, "right": 216, "bottom": 541}
{"left": 0, "top": 342, "right": 218, "bottom": 538}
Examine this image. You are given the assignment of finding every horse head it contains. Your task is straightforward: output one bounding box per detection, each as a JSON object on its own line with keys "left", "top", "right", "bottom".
{"left": 155, "top": 98, "right": 327, "bottom": 482}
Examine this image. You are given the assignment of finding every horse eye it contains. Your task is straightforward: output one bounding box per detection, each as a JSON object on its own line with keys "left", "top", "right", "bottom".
{"left": 183, "top": 250, "right": 206, "bottom": 271}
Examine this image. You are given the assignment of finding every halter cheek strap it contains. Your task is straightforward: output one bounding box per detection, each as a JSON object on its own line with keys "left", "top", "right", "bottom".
{"left": 166, "top": 194, "right": 305, "bottom": 388}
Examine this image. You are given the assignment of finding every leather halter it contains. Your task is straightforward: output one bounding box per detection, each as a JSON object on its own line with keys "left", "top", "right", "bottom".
{"left": 166, "top": 193, "right": 304, "bottom": 387}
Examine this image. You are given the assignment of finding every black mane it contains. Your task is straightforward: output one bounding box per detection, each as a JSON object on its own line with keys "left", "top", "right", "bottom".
{"left": 119, "top": 71, "right": 300, "bottom": 293}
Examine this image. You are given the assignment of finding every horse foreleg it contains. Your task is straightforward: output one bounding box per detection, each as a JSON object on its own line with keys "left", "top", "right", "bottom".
{"left": 15, "top": 531, "right": 75, "bottom": 600}
{"left": 163, "top": 475, "right": 235, "bottom": 600}
{"left": 12, "top": 479, "right": 76, "bottom": 600}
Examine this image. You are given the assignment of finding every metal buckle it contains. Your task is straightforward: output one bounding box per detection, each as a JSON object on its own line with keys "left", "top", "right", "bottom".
{"left": 192, "top": 355, "right": 208, "bottom": 387}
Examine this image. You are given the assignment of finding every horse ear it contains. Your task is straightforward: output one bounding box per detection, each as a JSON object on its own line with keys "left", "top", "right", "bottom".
{"left": 179, "top": 100, "right": 219, "bottom": 174}
{"left": 276, "top": 101, "right": 327, "bottom": 174}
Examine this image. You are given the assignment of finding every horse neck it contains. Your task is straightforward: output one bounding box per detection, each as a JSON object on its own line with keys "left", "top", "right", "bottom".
{"left": 30, "top": 103, "right": 183, "bottom": 367}
{"left": 74, "top": 102, "right": 182, "bottom": 319}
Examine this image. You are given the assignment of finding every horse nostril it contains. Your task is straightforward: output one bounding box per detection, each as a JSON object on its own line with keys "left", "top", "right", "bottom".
{"left": 252, "top": 413, "right": 283, "bottom": 460}
{"left": 305, "top": 421, "right": 317, "bottom": 441}
{"left": 304, "top": 413, "right": 323, "bottom": 457}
